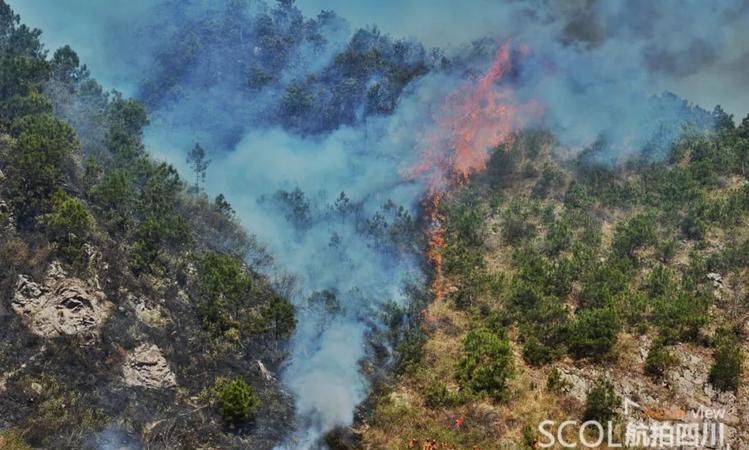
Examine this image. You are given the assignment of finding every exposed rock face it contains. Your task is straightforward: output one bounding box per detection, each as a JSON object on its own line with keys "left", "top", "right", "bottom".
{"left": 122, "top": 344, "right": 177, "bottom": 389}
{"left": 558, "top": 338, "right": 748, "bottom": 449}
{"left": 12, "top": 262, "right": 112, "bottom": 340}
{"left": 133, "top": 296, "right": 171, "bottom": 328}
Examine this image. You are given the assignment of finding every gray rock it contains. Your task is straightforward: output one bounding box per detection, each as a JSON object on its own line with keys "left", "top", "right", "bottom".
{"left": 12, "top": 262, "right": 112, "bottom": 340}
{"left": 122, "top": 344, "right": 177, "bottom": 389}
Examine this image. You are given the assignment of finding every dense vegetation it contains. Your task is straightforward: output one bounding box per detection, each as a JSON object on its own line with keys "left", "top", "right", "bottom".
{"left": 363, "top": 114, "right": 749, "bottom": 448}
{"left": 0, "top": 2, "right": 296, "bottom": 448}
{"left": 132, "top": 0, "right": 433, "bottom": 143}
{"left": 1, "top": 1, "right": 748, "bottom": 449}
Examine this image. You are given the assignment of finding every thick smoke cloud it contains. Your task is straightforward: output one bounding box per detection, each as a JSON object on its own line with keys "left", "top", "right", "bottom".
{"left": 10, "top": 0, "right": 749, "bottom": 118}
{"left": 7, "top": 0, "right": 749, "bottom": 448}
{"left": 298, "top": 0, "right": 749, "bottom": 119}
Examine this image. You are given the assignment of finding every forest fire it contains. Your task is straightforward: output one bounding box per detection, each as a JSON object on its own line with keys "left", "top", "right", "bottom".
{"left": 425, "top": 192, "right": 446, "bottom": 298}
{"left": 411, "top": 42, "right": 536, "bottom": 300}
{"left": 408, "top": 43, "right": 528, "bottom": 191}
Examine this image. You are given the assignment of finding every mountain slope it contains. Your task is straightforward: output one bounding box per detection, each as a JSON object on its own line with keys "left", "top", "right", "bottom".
{"left": 361, "top": 125, "right": 749, "bottom": 449}
{"left": 0, "top": 3, "right": 297, "bottom": 449}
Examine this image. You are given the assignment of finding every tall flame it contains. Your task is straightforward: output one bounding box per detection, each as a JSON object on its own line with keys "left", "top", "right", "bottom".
{"left": 407, "top": 43, "right": 533, "bottom": 191}
{"left": 408, "top": 42, "right": 538, "bottom": 299}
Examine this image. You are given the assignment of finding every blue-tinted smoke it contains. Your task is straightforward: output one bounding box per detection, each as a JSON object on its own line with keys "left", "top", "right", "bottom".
{"left": 7, "top": 1, "right": 749, "bottom": 448}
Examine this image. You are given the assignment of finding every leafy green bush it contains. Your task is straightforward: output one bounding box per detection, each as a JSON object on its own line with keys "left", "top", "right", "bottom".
{"left": 212, "top": 376, "right": 260, "bottom": 424}
{"left": 709, "top": 338, "right": 743, "bottom": 392}
{"left": 44, "top": 191, "right": 93, "bottom": 263}
{"left": 456, "top": 327, "right": 514, "bottom": 401}
{"left": 256, "top": 295, "right": 296, "bottom": 339}
{"left": 90, "top": 169, "right": 135, "bottom": 231}
{"left": 424, "top": 381, "right": 461, "bottom": 408}
{"left": 523, "top": 334, "right": 561, "bottom": 366}
{"left": 130, "top": 214, "right": 190, "bottom": 271}
{"left": 578, "top": 259, "right": 631, "bottom": 309}
{"left": 568, "top": 307, "right": 620, "bottom": 360}
{"left": 0, "top": 430, "right": 33, "bottom": 450}
{"left": 6, "top": 114, "right": 78, "bottom": 225}
{"left": 680, "top": 211, "right": 706, "bottom": 240}
{"left": 129, "top": 162, "right": 191, "bottom": 271}
{"left": 584, "top": 380, "right": 619, "bottom": 423}
{"left": 612, "top": 212, "right": 657, "bottom": 259}
{"left": 545, "top": 219, "right": 572, "bottom": 257}
{"left": 532, "top": 165, "right": 565, "bottom": 199}
{"left": 652, "top": 291, "right": 708, "bottom": 343}
{"left": 656, "top": 238, "right": 678, "bottom": 263}
{"left": 196, "top": 251, "right": 253, "bottom": 332}
{"left": 645, "top": 338, "right": 676, "bottom": 380}
{"left": 502, "top": 200, "right": 537, "bottom": 244}
{"left": 643, "top": 265, "right": 676, "bottom": 298}
{"left": 394, "top": 326, "right": 427, "bottom": 375}
{"left": 564, "top": 181, "right": 593, "bottom": 210}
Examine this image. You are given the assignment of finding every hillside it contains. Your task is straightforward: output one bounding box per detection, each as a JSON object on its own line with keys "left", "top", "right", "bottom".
{"left": 360, "top": 124, "right": 749, "bottom": 449}
{"left": 0, "top": 3, "right": 297, "bottom": 449}
{"left": 1, "top": 1, "right": 748, "bottom": 450}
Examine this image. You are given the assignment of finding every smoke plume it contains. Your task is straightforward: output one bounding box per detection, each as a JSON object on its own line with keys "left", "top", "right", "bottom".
{"left": 8, "top": 0, "right": 749, "bottom": 448}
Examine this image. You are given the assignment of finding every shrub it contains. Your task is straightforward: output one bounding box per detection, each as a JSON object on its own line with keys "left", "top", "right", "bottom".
{"left": 644, "top": 265, "right": 676, "bottom": 298}
{"left": 644, "top": 338, "right": 676, "bottom": 380}
{"left": 564, "top": 181, "right": 593, "bottom": 210}
{"left": 680, "top": 212, "right": 706, "bottom": 240}
{"left": 130, "top": 214, "right": 190, "bottom": 271}
{"left": 612, "top": 212, "right": 657, "bottom": 259}
{"left": 44, "top": 191, "right": 93, "bottom": 263}
{"left": 531, "top": 165, "right": 565, "bottom": 199}
{"left": 256, "top": 295, "right": 296, "bottom": 339}
{"left": 456, "top": 327, "right": 514, "bottom": 401}
{"left": 130, "top": 162, "right": 190, "bottom": 271}
{"left": 656, "top": 239, "right": 678, "bottom": 263}
{"left": 709, "top": 339, "right": 743, "bottom": 392}
{"left": 578, "top": 259, "right": 631, "bottom": 309}
{"left": 502, "top": 200, "right": 537, "bottom": 244}
{"left": 523, "top": 332, "right": 565, "bottom": 366}
{"left": 546, "top": 368, "right": 570, "bottom": 393}
{"left": 196, "top": 251, "right": 253, "bottom": 332}
{"left": 545, "top": 219, "right": 572, "bottom": 257}
{"left": 424, "top": 381, "right": 460, "bottom": 408}
{"left": 212, "top": 376, "right": 260, "bottom": 424}
{"left": 568, "top": 307, "right": 620, "bottom": 360}
{"left": 6, "top": 114, "right": 78, "bottom": 225}
{"left": 583, "top": 380, "right": 619, "bottom": 423}
{"left": 0, "top": 430, "right": 33, "bottom": 450}
{"left": 394, "top": 326, "right": 427, "bottom": 375}
{"left": 652, "top": 291, "right": 708, "bottom": 343}
{"left": 90, "top": 169, "right": 135, "bottom": 230}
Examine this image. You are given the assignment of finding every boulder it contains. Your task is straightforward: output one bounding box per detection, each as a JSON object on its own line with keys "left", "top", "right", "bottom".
{"left": 12, "top": 262, "right": 112, "bottom": 340}
{"left": 122, "top": 344, "right": 177, "bottom": 389}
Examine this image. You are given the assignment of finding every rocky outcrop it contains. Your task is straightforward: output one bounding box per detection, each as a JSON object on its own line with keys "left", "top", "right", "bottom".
{"left": 558, "top": 337, "right": 748, "bottom": 449}
{"left": 122, "top": 344, "right": 177, "bottom": 389}
{"left": 132, "top": 296, "right": 171, "bottom": 328}
{"left": 12, "top": 262, "right": 112, "bottom": 340}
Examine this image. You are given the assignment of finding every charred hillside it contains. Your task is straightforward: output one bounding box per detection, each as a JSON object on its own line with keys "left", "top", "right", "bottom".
{"left": 0, "top": 3, "right": 297, "bottom": 449}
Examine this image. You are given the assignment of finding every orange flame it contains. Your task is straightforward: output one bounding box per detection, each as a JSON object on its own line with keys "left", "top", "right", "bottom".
{"left": 406, "top": 43, "right": 537, "bottom": 192}
{"left": 409, "top": 42, "right": 539, "bottom": 300}
{"left": 424, "top": 192, "right": 446, "bottom": 299}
